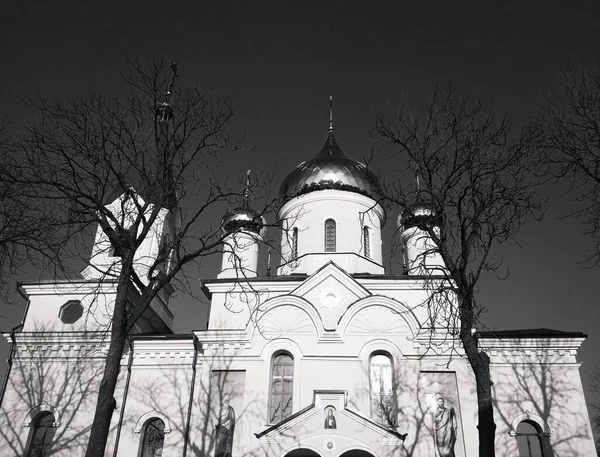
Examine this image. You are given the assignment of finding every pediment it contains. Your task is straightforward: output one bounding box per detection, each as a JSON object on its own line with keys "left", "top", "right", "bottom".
{"left": 291, "top": 262, "right": 371, "bottom": 331}
{"left": 256, "top": 391, "right": 406, "bottom": 454}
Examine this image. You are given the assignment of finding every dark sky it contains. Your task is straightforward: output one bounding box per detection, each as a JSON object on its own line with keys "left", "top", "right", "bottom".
{"left": 2, "top": 0, "right": 600, "bottom": 401}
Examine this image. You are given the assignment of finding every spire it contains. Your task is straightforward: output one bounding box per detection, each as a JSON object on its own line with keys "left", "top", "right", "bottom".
{"left": 243, "top": 169, "right": 251, "bottom": 206}
{"left": 329, "top": 95, "right": 334, "bottom": 132}
{"left": 156, "top": 62, "right": 178, "bottom": 124}
{"left": 165, "top": 62, "right": 178, "bottom": 103}
{"left": 415, "top": 164, "right": 421, "bottom": 191}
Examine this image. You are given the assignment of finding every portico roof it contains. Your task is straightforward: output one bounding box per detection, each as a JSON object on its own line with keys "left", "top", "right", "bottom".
{"left": 255, "top": 391, "right": 406, "bottom": 457}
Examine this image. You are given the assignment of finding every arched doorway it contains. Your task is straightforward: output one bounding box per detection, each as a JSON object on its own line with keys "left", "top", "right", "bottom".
{"left": 339, "top": 450, "right": 376, "bottom": 457}
{"left": 285, "top": 449, "right": 322, "bottom": 457}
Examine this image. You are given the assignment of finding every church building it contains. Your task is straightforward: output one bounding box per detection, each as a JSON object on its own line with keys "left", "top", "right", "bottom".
{"left": 0, "top": 123, "right": 596, "bottom": 457}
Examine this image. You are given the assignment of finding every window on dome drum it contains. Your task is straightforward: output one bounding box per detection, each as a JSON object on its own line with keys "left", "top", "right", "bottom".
{"left": 269, "top": 353, "right": 294, "bottom": 423}
{"left": 363, "top": 226, "right": 370, "bottom": 258}
{"left": 516, "top": 420, "right": 545, "bottom": 457}
{"left": 58, "top": 300, "right": 84, "bottom": 324}
{"left": 324, "top": 219, "right": 336, "bottom": 252}
{"left": 25, "top": 412, "right": 56, "bottom": 457}
{"left": 140, "top": 418, "right": 165, "bottom": 457}
{"left": 292, "top": 227, "right": 298, "bottom": 259}
{"left": 370, "top": 354, "right": 395, "bottom": 425}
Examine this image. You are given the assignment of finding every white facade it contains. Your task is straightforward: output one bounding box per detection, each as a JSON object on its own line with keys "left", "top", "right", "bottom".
{"left": 0, "top": 130, "right": 596, "bottom": 457}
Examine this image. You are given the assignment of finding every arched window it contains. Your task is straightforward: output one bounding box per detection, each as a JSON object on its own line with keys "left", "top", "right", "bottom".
{"left": 515, "top": 420, "right": 545, "bottom": 457}
{"left": 269, "top": 353, "right": 294, "bottom": 423}
{"left": 324, "top": 219, "right": 336, "bottom": 252}
{"left": 292, "top": 227, "right": 298, "bottom": 259}
{"left": 140, "top": 418, "right": 165, "bottom": 457}
{"left": 363, "top": 226, "right": 370, "bottom": 258}
{"left": 370, "top": 354, "right": 395, "bottom": 425}
{"left": 25, "top": 412, "right": 56, "bottom": 457}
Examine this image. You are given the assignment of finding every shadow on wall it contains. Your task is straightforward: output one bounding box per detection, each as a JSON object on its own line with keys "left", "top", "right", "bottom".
{"left": 0, "top": 325, "right": 106, "bottom": 456}
{"left": 492, "top": 344, "right": 595, "bottom": 457}
{"left": 352, "top": 349, "right": 467, "bottom": 457}
{"left": 124, "top": 347, "right": 306, "bottom": 457}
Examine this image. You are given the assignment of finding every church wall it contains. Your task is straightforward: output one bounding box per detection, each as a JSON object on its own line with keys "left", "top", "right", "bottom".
{"left": 20, "top": 283, "right": 117, "bottom": 332}
{"left": 490, "top": 356, "right": 596, "bottom": 457}
{"left": 206, "top": 282, "right": 301, "bottom": 330}
{"left": 114, "top": 338, "right": 196, "bottom": 457}
{"left": 0, "top": 341, "right": 105, "bottom": 456}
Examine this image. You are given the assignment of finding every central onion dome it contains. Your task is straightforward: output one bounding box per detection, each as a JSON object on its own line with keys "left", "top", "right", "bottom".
{"left": 278, "top": 130, "right": 380, "bottom": 202}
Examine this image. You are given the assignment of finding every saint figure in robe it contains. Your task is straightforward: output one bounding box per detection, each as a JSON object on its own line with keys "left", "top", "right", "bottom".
{"left": 433, "top": 397, "right": 457, "bottom": 457}
{"left": 215, "top": 396, "right": 236, "bottom": 457}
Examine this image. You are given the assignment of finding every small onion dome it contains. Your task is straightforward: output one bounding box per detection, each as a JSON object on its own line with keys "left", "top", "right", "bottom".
{"left": 156, "top": 101, "right": 174, "bottom": 123}
{"left": 279, "top": 130, "right": 380, "bottom": 202}
{"left": 398, "top": 200, "right": 441, "bottom": 230}
{"left": 221, "top": 205, "right": 266, "bottom": 236}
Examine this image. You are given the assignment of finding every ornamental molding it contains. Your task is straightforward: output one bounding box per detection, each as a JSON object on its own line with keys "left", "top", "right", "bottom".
{"left": 203, "top": 281, "right": 297, "bottom": 295}
{"left": 279, "top": 189, "right": 385, "bottom": 222}
{"left": 19, "top": 281, "right": 119, "bottom": 296}
{"left": 508, "top": 410, "right": 552, "bottom": 437}
{"left": 15, "top": 343, "right": 108, "bottom": 359}
{"left": 133, "top": 410, "right": 172, "bottom": 435}
{"left": 479, "top": 337, "right": 584, "bottom": 362}
{"left": 356, "top": 277, "right": 453, "bottom": 291}
{"left": 22, "top": 402, "right": 62, "bottom": 428}
{"left": 8, "top": 332, "right": 109, "bottom": 358}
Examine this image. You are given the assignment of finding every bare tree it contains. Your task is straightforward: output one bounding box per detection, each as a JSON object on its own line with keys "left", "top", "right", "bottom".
{"left": 541, "top": 61, "right": 600, "bottom": 264}
{"left": 0, "top": 119, "right": 61, "bottom": 303}
{"left": 4, "top": 56, "right": 274, "bottom": 457}
{"left": 373, "top": 83, "right": 544, "bottom": 456}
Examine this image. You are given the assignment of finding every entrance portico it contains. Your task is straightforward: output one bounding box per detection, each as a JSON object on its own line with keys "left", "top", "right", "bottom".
{"left": 256, "top": 391, "right": 406, "bottom": 457}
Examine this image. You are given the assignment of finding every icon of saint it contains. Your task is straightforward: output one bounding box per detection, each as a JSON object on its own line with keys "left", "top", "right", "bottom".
{"left": 433, "top": 397, "right": 457, "bottom": 457}
{"left": 324, "top": 408, "right": 337, "bottom": 429}
{"left": 215, "top": 396, "right": 236, "bottom": 457}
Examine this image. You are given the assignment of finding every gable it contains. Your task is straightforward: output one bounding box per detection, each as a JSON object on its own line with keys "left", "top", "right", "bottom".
{"left": 291, "top": 262, "right": 371, "bottom": 330}
{"left": 256, "top": 391, "right": 406, "bottom": 456}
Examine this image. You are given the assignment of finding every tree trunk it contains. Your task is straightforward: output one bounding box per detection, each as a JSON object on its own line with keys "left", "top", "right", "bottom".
{"left": 462, "top": 332, "right": 496, "bottom": 457}
{"left": 85, "top": 261, "right": 133, "bottom": 457}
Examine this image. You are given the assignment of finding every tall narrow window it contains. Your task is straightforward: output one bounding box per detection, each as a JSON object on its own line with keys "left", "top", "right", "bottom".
{"left": 292, "top": 227, "right": 298, "bottom": 259}
{"left": 324, "top": 219, "right": 336, "bottom": 252}
{"left": 269, "top": 353, "right": 294, "bottom": 423}
{"left": 363, "top": 226, "right": 370, "bottom": 258}
{"left": 370, "top": 354, "right": 395, "bottom": 425}
{"left": 25, "top": 412, "right": 56, "bottom": 457}
{"left": 515, "top": 421, "right": 545, "bottom": 457}
{"left": 140, "top": 418, "right": 165, "bottom": 457}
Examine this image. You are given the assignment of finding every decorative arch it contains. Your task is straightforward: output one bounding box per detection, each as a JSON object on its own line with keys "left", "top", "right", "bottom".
{"left": 282, "top": 444, "right": 323, "bottom": 457}
{"left": 22, "top": 402, "right": 61, "bottom": 428}
{"left": 508, "top": 410, "right": 552, "bottom": 437}
{"left": 335, "top": 444, "right": 378, "bottom": 457}
{"left": 357, "top": 339, "right": 404, "bottom": 361}
{"left": 260, "top": 337, "right": 304, "bottom": 363}
{"left": 338, "top": 295, "right": 420, "bottom": 338}
{"left": 133, "top": 410, "right": 172, "bottom": 435}
{"left": 249, "top": 295, "right": 326, "bottom": 340}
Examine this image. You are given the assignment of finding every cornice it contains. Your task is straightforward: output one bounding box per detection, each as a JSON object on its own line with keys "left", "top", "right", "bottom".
{"left": 19, "top": 281, "right": 119, "bottom": 296}
{"left": 203, "top": 281, "right": 297, "bottom": 295}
